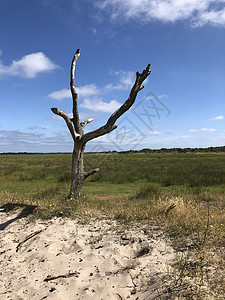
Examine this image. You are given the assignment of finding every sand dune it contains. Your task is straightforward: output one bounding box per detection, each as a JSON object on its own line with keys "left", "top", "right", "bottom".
{"left": 0, "top": 208, "right": 175, "bottom": 299}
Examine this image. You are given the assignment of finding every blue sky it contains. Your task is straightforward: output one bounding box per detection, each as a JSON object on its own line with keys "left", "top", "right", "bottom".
{"left": 0, "top": 0, "right": 224, "bottom": 152}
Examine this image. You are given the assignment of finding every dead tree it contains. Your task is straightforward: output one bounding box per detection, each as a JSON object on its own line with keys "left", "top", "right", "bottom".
{"left": 51, "top": 49, "right": 151, "bottom": 198}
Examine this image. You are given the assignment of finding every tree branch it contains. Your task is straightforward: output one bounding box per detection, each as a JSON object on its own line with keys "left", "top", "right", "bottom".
{"left": 80, "top": 118, "right": 94, "bottom": 135}
{"left": 80, "top": 118, "right": 94, "bottom": 128}
{"left": 84, "top": 168, "right": 99, "bottom": 180}
{"left": 44, "top": 271, "right": 80, "bottom": 282}
{"left": 82, "top": 64, "right": 151, "bottom": 143}
{"left": 70, "top": 49, "right": 81, "bottom": 134}
{"left": 51, "top": 107, "right": 81, "bottom": 140}
{"left": 16, "top": 229, "right": 43, "bottom": 252}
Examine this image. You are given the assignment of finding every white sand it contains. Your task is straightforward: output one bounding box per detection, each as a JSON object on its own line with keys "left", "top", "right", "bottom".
{"left": 0, "top": 209, "right": 175, "bottom": 300}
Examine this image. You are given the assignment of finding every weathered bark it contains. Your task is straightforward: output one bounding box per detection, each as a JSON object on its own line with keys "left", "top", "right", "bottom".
{"left": 51, "top": 49, "right": 151, "bottom": 198}
{"left": 69, "top": 141, "right": 86, "bottom": 198}
{"left": 70, "top": 49, "right": 81, "bottom": 135}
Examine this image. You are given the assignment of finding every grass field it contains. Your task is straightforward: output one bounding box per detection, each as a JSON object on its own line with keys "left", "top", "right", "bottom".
{"left": 0, "top": 152, "right": 225, "bottom": 298}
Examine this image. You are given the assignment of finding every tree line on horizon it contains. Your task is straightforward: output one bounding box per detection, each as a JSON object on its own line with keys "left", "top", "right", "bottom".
{"left": 109, "top": 146, "right": 225, "bottom": 154}
{"left": 2, "top": 145, "right": 225, "bottom": 155}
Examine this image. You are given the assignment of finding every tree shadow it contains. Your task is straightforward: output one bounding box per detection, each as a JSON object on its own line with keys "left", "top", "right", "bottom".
{"left": 0, "top": 203, "right": 37, "bottom": 230}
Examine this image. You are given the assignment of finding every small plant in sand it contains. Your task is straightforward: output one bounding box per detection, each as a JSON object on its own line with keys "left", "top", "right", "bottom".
{"left": 135, "top": 245, "right": 152, "bottom": 258}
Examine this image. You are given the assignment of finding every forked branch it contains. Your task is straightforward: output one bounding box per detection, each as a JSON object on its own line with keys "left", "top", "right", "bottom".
{"left": 82, "top": 64, "right": 151, "bottom": 143}
{"left": 51, "top": 107, "right": 81, "bottom": 140}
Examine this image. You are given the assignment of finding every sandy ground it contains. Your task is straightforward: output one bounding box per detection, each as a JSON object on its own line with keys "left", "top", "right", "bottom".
{"left": 0, "top": 207, "right": 176, "bottom": 300}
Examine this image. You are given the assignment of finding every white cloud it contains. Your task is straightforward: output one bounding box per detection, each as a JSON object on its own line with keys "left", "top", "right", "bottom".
{"left": 104, "top": 70, "right": 135, "bottom": 92}
{"left": 48, "top": 88, "right": 71, "bottom": 100}
{"left": 77, "top": 84, "right": 100, "bottom": 97}
{"left": 148, "top": 130, "right": 168, "bottom": 135}
{"left": 81, "top": 98, "right": 121, "bottom": 113}
{"left": 48, "top": 84, "right": 100, "bottom": 100}
{"left": 196, "top": 7, "right": 225, "bottom": 27}
{"left": 115, "top": 70, "right": 134, "bottom": 87}
{"left": 96, "top": 0, "right": 225, "bottom": 27}
{"left": 0, "top": 52, "right": 59, "bottom": 78}
{"left": 48, "top": 69, "right": 136, "bottom": 101}
{"left": 189, "top": 128, "right": 217, "bottom": 132}
{"left": 209, "top": 115, "right": 224, "bottom": 120}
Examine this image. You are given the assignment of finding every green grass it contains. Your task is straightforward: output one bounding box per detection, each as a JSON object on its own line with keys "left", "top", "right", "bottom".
{"left": 1, "top": 152, "right": 225, "bottom": 193}
{"left": 0, "top": 152, "right": 225, "bottom": 298}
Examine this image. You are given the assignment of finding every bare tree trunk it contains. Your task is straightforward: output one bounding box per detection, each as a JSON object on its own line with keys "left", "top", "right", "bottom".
{"left": 69, "top": 141, "right": 85, "bottom": 198}
{"left": 51, "top": 48, "right": 151, "bottom": 199}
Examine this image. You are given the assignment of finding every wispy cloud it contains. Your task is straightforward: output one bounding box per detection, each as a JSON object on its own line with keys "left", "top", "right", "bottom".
{"left": 48, "top": 88, "right": 70, "bottom": 100}
{"left": 209, "top": 115, "right": 224, "bottom": 120}
{"left": 0, "top": 130, "right": 44, "bottom": 141}
{"left": 28, "top": 125, "right": 47, "bottom": 130}
{"left": 48, "top": 84, "right": 100, "bottom": 100}
{"left": 104, "top": 70, "right": 135, "bottom": 91}
{"left": 47, "top": 69, "right": 137, "bottom": 119}
{"left": 93, "top": 27, "right": 98, "bottom": 34}
{"left": 80, "top": 98, "right": 121, "bottom": 113}
{"left": 48, "top": 70, "right": 135, "bottom": 101}
{"left": 189, "top": 128, "right": 217, "bottom": 132}
{"left": 77, "top": 84, "right": 100, "bottom": 97}
{"left": 196, "top": 7, "right": 225, "bottom": 27}
{"left": 148, "top": 130, "right": 168, "bottom": 135}
{"left": 0, "top": 129, "right": 72, "bottom": 153}
{"left": 49, "top": 115, "right": 62, "bottom": 121}
{"left": 0, "top": 52, "right": 59, "bottom": 78}
{"left": 48, "top": 68, "right": 148, "bottom": 115}
{"left": 96, "top": 0, "right": 225, "bottom": 27}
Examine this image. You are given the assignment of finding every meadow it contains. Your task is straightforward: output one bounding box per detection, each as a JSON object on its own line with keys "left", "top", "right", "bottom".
{"left": 0, "top": 152, "right": 225, "bottom": 298}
